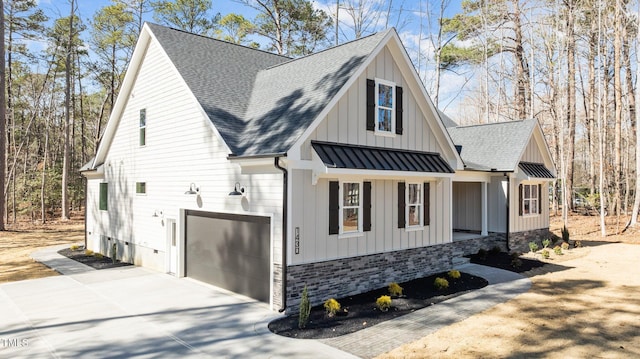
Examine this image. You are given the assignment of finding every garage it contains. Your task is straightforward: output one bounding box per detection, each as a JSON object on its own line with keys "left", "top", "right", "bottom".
{"left": 185, "top": 210, "right": 271, "bottom": 303}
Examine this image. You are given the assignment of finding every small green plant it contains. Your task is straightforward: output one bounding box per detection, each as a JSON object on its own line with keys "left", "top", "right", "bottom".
{"left": 528, "top": 242, "right": 539, "bottom": 252}
{"left": 554, "top": 246, "right": 562, "bottom": 255}
{"left": 70, "top": 244, "right": 79, "bottom": 251}
{"left": 490, "top": 246, "right": 502, "bottom": 255}
{"left": 574, "top": 240, "right": 582, "bottom": 248}
{"left": 447, "top": 270, "right": 461, "bottom": 280}
{"left": 561, "top": 242, "right": 570, "bottom": 250}
{"left": 541, "top": 249, "right": 550, "bottom": 259}
{"left": 84, "top": 249, "right": 93, "bottom": 256}
{"left": 477, "top": 248, "right": 488, "bottom": 260}
{"left": 94, "top": 253, "right": 104, "bottom": 259}
{"left": 111, "top": 243, "right": 117, "bottom": 264}
{"left": 561, "top": 225, "right": 570, "bottom": 243}
{"left": 542, "top": 238, "right": 551, "bottom": 249}
{"left": 376, "top": 295, "right": 392, "bottom": 311}
{"left": 324, "top": 298, "right": 341, "bottom": 317}
{"left": 298, "top": 286, "right": 311, "bottom": 329}
{"left": 434, "top": 277, "right": 449, "bottom": 290}
{"left": 388, "top": 282, "right": 403, "bottom": 297}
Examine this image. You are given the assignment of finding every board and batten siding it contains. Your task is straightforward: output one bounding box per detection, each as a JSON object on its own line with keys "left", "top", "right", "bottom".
{"left": 89, "top": 38, "right": 284, "bottom": 270}
{"left": 452, "top": 182, "right": 481, "bottom": 232}
{"left": 510, "top": 180, "right": 550, "bottom": 233}
{"left": 300, "top": 46, "right": 442, "bottom": 159}
{"left": 289, "top": 170, "right": 451, "bottom": 265}
{"left": 521, "top": 137, "right": 545, "bottom": 163}
{"left": 488, "top": 176, "right": 508, "bottom": 233}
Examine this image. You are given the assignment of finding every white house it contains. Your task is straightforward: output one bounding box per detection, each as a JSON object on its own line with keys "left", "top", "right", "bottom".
{"left": 81, "top": 23, "right": 555, "bottom": 312}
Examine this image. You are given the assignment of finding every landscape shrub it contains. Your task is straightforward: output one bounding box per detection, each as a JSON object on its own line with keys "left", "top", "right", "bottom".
{"left": 490, "top": 246, "right": 502, "bottom": 255}
{"left": 477, "top": 248, "right": 488, "bottom": 260}
{"left": 447, "top": 270, "right": 461, "bottom": 280}
{"left": 94, "top": 253, "right": 103, "bottom": 259}
{"left": 388, "top": 282, "right": 403, "bottom": 297}
{"left": 554, "top": 246, "right": 562, "bottom": 255}
{"left": 434, "top": 277, "right": 449, "bottom": 290}
{"left": 299, "top": 286, "right": 311, "bottom": 328}
{"left": 561, "top": 242, "right": 570, "bottom": 250}
{"left": 511, "top": 257, "right": 522, "bottom": 268}
{"left": 376, "top": 295, "right": 391, "bottom": 311}
{"left": 528, "top": 242, "right": 539, "bottom": 253}
{"left": 541, "top": 249, "right": 550, "bottom": 259}
{"left": 542, "top": 238, "right": 551, "bottom": 249}
{"left": 323, "top": 298, "right": 341, "bottom": 317}
{"left": 85, "top": 249, "right": 93, "bottom": 256}
{"left": 70, "top": 244, "right": 79, "bottom": 251}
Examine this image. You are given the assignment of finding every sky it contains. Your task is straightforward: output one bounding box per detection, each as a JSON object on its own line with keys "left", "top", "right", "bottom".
{"left": 35, "top": 0, "right": 469, "bottom": 117}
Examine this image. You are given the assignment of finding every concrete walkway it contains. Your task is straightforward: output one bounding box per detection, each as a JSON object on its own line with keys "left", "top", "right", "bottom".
{"left": 0, "top": 246, "right": 530, "bottom": 358}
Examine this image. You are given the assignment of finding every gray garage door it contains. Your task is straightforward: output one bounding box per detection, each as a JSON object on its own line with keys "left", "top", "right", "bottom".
{"left": 185, "top": 210, "right": 271, "bottom": 303}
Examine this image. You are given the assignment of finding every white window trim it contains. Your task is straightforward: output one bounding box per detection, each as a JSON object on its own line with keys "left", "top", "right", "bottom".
{"left": 406, "top": 182, "right": 424, "bottom": 229}
{"left": 339, "top": 181, "right": 363, "bottom": 236}
{"left": 522, "top": 183, "right": 539, "bottom": 217}
{"left": 374, "top": 78, "right": 396, "bottom": 136}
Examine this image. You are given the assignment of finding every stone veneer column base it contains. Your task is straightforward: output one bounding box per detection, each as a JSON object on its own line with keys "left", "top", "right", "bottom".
{"left": 508, "top": 228, "right": 553, "bottom": 253}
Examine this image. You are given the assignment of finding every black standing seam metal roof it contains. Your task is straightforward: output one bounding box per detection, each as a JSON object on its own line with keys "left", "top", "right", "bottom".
{"left": 311, "top": 141, "right": 454, "bottom": 174}
{"left": 519, "top": 162, "right": 555, "bottom": 179}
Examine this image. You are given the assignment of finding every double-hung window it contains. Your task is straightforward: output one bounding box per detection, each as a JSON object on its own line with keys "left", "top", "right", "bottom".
{"left": 340, "top": 182, "right": 362, "bottom": 234}
{"left": 521, "top": 184, "right": 539, "bottom": 215}
{"left": 136, "top": 182, "right": 146, "bottom": 194}
{"left": 139, "top": 109, "right": 146, "bottom": 146}
{"left": 407, "top": 183, "right": 423, "bottom": 227}
{"left": 376, "top": 79, "right": 395, "bottom": 134}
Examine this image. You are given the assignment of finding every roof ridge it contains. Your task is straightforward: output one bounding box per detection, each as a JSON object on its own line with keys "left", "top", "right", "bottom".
{"left": 145, "top": 22, "right": 292, "bottom": 60}
{"left": 262, "top": 28, "right": 393, "bottom": 71}
{"left": 452, "top": 118, "right": 532, "bottom": 129}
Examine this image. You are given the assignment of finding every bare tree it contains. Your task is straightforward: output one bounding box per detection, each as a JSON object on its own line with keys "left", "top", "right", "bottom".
{"left": 61, "top": 0, "right": 75, "bottom": 220}
{"left": 0, "top": 0, "right": 6, "bottom": 230}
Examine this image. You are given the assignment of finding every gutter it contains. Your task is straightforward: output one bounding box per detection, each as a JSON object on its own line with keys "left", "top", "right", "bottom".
{"left": 274, "top": 156, "right": 288, "bottom": 312}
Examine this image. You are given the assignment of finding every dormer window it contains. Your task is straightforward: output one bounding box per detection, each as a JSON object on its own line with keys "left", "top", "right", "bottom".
{"left": 367, "top": 79, "right": 403, "bottom": 135}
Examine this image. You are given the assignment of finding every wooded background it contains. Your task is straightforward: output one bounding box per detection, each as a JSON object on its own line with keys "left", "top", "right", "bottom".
{"left": 1, "top": 0, "right": 638, "bottom": 237}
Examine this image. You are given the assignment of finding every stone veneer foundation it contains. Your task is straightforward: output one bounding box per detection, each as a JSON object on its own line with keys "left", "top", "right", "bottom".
{"left": 280, "top": 228, "right": 548, "bottom": 313}
{"left": 285, "top": 233, "right": 506, "bottom": 313}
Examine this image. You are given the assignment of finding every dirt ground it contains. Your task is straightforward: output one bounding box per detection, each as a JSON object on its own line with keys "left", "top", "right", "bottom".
{"left": 378, "top": 213, "right": 640, "bottom": 359}
{"left": 0, "top": 219, "right": 84, "bottom": 283}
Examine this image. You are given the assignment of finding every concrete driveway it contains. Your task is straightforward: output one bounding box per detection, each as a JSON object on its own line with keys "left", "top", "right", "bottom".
{"left": 0, "top": 258, "right": 355, "bottom": 358}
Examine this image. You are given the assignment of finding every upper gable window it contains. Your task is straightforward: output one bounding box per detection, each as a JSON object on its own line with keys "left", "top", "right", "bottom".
{"left": 376, "top": 79, "right": 395, "bottom": 133}
{"left": 139, "top": 109, "right": 146, "bottom": 146}
{"left": 367, "top": 79, "right": 403, "bottom": 135}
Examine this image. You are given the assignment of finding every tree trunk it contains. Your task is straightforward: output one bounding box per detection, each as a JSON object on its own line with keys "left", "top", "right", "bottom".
{"left": 0, "top": 0, "right": 6, "bottom": 230}
{"left": 61, "top": 0, "right": 75, "bottom": 220}
{"left": 563, "top": 0, "right": 577, "bottom": 225}
{"left": 631, "top": 1, "right": 640, "bottom": 226}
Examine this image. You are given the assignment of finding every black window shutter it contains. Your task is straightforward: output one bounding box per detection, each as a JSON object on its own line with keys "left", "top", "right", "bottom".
{"left": 329, "top": 181, "right": 339, "bottom": 234}
{"left": 398, "top": 182, "right": 406, "bottom": 228}
{"left": 518, "top": 183, "right": 523, "bottom": 216}
{"left": 538, "top": 184, "right": 542, "bottom": 214}
{"left": 366, "top": 79, "right": 375, "bottom": 131}
{"left": 363, "top": 182, "right": 372, "bottom": 231}
{"left": 424, "top": 182, "right": 430, "bottom": 226}
{"left": 396, "top": 86, "right": 403, "bottom": 135}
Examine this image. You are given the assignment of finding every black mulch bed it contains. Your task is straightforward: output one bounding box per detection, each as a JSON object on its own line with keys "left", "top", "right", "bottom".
{"left": 268, "top": 272, "right": 488, "bottom": 339}
{"left": 466, "top": 250, "right": 546, "bottom": 273}
{"left": 58, "top": 248, "right": 133, "bottom": 270}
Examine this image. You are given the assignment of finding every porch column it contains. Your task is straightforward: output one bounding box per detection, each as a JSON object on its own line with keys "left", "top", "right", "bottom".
{"left": 481, "top": 181, "right": 488, "bottom": 236}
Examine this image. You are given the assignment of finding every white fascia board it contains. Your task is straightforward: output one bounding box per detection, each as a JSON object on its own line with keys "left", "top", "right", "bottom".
{"left": 93, "top": 24, "right": 233, "bottom": 169}
{"left": 385, "top": 33, "right": 464, "bottom": 171}
{"left": 287, "top": 29, "right": 395, "bottom": 161}
{"left": 93, "top": 25, "right": 152, "bottom": 168}
{"left": 452, "top": 170, "right": 491, "bottom": 182}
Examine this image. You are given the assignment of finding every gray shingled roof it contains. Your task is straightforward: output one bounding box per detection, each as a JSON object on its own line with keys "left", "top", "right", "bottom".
{"left": 148, "top": 23, "right": 389, "bottom": 156}
{"left": 447, "top": 119, "right": 537, "bottom": 171}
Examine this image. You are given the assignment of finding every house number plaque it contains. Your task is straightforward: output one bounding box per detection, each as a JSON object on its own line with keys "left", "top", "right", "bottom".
{"left": 295, "top": 227, "right": 300, "bottom": 254}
